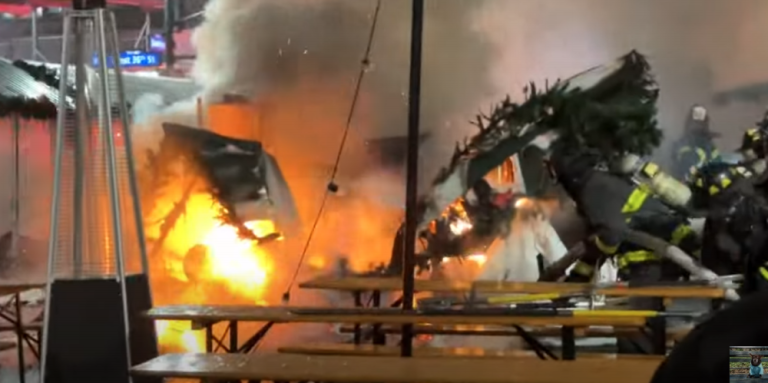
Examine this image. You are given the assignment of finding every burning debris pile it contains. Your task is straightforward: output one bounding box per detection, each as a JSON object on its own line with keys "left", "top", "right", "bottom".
{"left": 137, "top": 123, "right": 298, "bottom": 352}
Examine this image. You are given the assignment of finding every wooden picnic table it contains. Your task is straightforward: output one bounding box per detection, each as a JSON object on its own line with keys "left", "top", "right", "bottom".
{"left": 0, "top": 280, "right": 45, "bottom": 297}
{"left": 146, "top": 305, "right": 651, "bottom": 360}
{"left": 298, "top": 277, "right": 710, "bottom": 356}
{"left": 298, "top": 276, "right": 726, "bottom": 298}
{"left": 147, "top": 305, "right": 650, "bottom": 327}
{"left": 277, "top": 342, "right": 668, "bottom": 361}
{"left": 336, "top": 323, "right": 691, "bottom": 342}
{"left": 131, "top": 352, "right": 662, "bottom": 383}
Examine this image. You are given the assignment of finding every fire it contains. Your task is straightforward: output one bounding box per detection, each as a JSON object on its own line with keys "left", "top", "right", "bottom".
{"left": 441, "top": 254, "right": 487, "bottom": 266}
{"left": 155, "top": 320, "right": 205, "bottom": 353}
{"left": 445, "top": 199, "right": 473, "bottom": 236}
{"left": 149, "top": 193, "right": 277, "bottom": 353}
{"left": 199, "top": 220, "right": 274, "bottom": 297}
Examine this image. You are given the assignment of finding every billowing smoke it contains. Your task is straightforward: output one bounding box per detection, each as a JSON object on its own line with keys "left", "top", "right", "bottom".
{"left": 138, "top": 0, "right": 768, "bottom": 283}
{"left": 475, "top": 0, "right": 768, "bottom": 165}
{"left": 142, "top": 0, "right": 497, "bottom": 274}
{"left": 131, "top": 0, "right": 768, "bottom": 350}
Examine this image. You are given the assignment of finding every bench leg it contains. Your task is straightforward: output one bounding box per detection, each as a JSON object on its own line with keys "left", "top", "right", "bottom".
{"left": 353, "top": 291, "right": 362, "bottom": 344}
{"left": 229, "top": 320, "right": 238, "bottom": 353}
{"left": 239, "top": 321, "right": 275, "bottom": 353}
{"left": 561, "top": 326, "right": 576, "bottom": 360}
{"left": 649, "top": 296, "right": 666, "bottom": 355}
{"left": 372, "top": 291, "right": 385, "bottom": 345}
{"left": 14, "top": 292, "right": 26, "bottom": 383}
{"left": 514, "top": 325, "right": 559, "bottom": 360}
{"left": 205, "top": 323, "right": 213, "bottom": 353}
{"left": 648, "top": 317, "right": 667, "bottom": 355}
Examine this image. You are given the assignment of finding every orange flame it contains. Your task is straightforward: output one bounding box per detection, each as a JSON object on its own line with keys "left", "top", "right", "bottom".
{"left": 149, "top": 193, "right": 276, "bottom": 352}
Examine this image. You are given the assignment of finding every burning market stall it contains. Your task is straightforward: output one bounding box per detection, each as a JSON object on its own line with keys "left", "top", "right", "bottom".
{"left": 137, "top": 118, "right": 300, "bottom": 351}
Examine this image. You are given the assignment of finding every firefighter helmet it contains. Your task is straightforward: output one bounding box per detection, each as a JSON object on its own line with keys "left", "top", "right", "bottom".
{"left": 741, "top": 126, "right": 768, "bottom": 160}
{"left": 689, "top": 160, "right": 753, "bottom": 197}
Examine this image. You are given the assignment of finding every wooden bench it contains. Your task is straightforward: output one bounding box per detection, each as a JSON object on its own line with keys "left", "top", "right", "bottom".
{"left": 0, "top": 281, "right": 46, "bottom": 383}
{"left": 299, "top": 277, "right": 726, "bottom": 298}
{"left": 0, "top": 321, "right": 43, "bottom": 332}
{"left": 147, "top": 305, "right": 651, "bottom": 327}
{"left": 336, "top": 323, "right": 691, "bottom": 342}
{"left": 147, "top": 305, "right": 651, "bottom": 359}
{"left": 131, "top": 352, "right": 663, "bottom": 383}
{"left": 300, "top": 277, "right": 712, "bottom": 355}
{"left": 278, "top": 342, "right": 667, "bottom": 361}
{"left": 0, "top": 339, "right": 14, "bottom": 351}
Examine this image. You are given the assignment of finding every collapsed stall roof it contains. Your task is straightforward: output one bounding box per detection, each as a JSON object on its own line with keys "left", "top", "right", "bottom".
{"left": 0, "top": 58, "right": 65, "bottom": 120}
{"left": 159, "top": 122, "right": 300, "bottom": 239}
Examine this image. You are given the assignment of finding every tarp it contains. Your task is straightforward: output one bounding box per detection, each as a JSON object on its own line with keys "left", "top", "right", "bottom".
{"left": 161, "top": 123, "right": 300, "bottom": 236}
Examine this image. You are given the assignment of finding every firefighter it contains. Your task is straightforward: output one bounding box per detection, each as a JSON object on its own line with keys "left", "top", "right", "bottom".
{"left": 650, "top": 289, "right": 768, "bottom": 383}
{"left": 548, "top": 147, "right": 701, "bottom": 354}
{"left": 688, "top": 160, "right": 768, "bottom": 296}
{"left": 738, "top": 110, "right": 768, "bottom": 195}
{"left": 548, "top": 148, "right": 700, "bottom": 284}
{"left": 671, "top": 104, "right": 720, "bottom": 180}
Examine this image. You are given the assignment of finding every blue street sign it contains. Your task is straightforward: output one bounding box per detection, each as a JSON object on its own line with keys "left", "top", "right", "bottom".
{"left": 92, "top": 50, "right": 163, "bottom": 69}
{"left": 149, "top": 34, "right": 166, "bottom": 52}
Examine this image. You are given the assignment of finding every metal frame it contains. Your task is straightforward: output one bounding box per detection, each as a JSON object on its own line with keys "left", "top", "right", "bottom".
{"left": 0, "top": 292, "right": 43, "bottom": 383}
{"left": 30, "top": 5, "right": 49, "bottom": 62}
{"left": 400, "top": 0, "right": 424, "bottom": 358}
{"left": 42, "top": 5, "right": 151, "bottom": 382}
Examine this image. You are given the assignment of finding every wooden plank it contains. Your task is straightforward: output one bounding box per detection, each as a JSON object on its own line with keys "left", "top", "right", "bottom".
{"left": 0, "top": 281, "right": 45, "bottom": 297}
{"left": 298, "top": 277, "right": 725, "bottom": 298}
{"left": 336, "top": 324, "right": 691, "bottom": 341}
{"left": 0, "top": 321, "right": 42, "bottom": 332}
{"left": 146, "top": 305, "right": 649, "bottom": 327}
{"left": 131, "top": 353, "right": 662, "bottom": 383}
{"left": 277, "top": 343, "right": 666, "bottom": 361}
{"left": 0, "top": 339, "right": 14, "bottom": 351}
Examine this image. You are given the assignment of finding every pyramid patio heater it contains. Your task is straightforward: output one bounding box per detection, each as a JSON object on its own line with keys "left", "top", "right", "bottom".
{"left": 41, "top": 0, "right": 158, "bottom": 382}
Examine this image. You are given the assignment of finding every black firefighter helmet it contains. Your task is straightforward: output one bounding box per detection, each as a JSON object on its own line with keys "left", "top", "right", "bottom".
{"left": 740, "top": 110, "right": 768, "bottom": 160}
{"left": 688, "top": 160, "right": 753, "bottom": 202}
{"left": 546, "top": 147, "right": 605, "bottom": 197}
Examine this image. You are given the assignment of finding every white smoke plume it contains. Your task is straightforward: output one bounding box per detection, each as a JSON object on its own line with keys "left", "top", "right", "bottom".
{"left": 474, "top": 0, "right": 768, "bottom": 165}
{"left": 134, "top": 0, "right": 768, "bottom": 302}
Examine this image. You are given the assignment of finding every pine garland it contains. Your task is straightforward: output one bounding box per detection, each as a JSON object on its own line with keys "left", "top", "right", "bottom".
{"left": 434, "top": 50, "right": 661, "bottom": 188}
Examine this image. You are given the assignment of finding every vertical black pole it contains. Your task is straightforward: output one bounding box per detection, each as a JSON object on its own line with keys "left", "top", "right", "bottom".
{"left": 164, "top": 0, "right": 176, "bottom": 72}
{"left": 400, "top": 0, "right": 424, "bottom": 358}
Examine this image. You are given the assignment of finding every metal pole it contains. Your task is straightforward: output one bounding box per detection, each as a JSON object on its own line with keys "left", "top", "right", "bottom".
{"left": 30, "top": 7, "right": 48, "bottom": 62}
{"left": 41, "top": 13, "right": 72, "bottom": 382}
{"left": 10, "top": 116, "right": 20, "bottom": 261}
{"left": 400, "top": 0, "right": 424, "bottom": 358}
{"left": 133, "top": 13, "right": 150, "bottom": 49}
{"left": 72, "top": 14, "right": 90, "bottom": 277}
{"left": 108, "top": 11, "right": 152, "bottom": 279}
{"left": 95, "top": 9, "right": 133, "bottom": 374}
{"left": 164, "top": 0, "right": 176, "bottom": 72}
{"left": 30, "top": 6, "right": 37, "bottom": 61}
